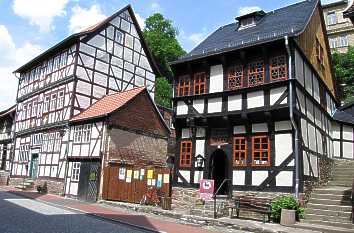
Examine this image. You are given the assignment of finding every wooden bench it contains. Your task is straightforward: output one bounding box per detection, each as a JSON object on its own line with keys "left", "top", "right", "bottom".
{"left": 230, "top": 196, "right": 272, "bottom": 223}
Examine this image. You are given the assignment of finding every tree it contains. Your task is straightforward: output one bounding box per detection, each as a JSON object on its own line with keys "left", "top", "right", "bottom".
{"left": 143, "top": 13, "right": 186, "bottom": 78}
{"left": 332, "top": 46, "right": 354, "bottom": 104}
{"left": 154, "top": 76, "right": 172, "bottom": 108}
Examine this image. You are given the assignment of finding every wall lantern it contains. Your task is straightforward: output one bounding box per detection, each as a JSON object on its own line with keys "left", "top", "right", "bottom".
{"left": 196, "top": 154, "right": 205, "bottom": 170}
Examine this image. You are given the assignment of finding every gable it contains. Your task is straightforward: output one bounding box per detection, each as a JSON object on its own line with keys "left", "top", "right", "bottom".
{"left": 108, "top": 91, "right": 169, "bottom": 137}
{"left": 75, "top": 6, "right": 157, "bottom": 104}
{"left": 295, "top": 4, "right": 336, "bottom": 96}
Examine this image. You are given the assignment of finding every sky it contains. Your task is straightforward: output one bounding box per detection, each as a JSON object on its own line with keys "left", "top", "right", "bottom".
{"left": 0, "top": 0, "right": 340, "bottom": 109}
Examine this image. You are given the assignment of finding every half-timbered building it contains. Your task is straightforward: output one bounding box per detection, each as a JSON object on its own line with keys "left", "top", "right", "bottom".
{"left": 170, "top": 0, "right": 344, "bottom": 201}
{"left": 10, "top": 5, "right": 160, "bottom": 193}
{"left": 0, "top": 105, "right": 15, "bottom": 172}
{"left": 64, "top": 87, "right": 170, "bottom": 202}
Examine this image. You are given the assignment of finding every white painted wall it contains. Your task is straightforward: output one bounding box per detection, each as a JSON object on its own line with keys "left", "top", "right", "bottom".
{"left": 270, "top": 87, "right": 287, "bottom": 105}
{"left": 194, "top": 171, "right": 203, "bottom": 184}
{"left": 275, "top": 134, "right": 292, "bottom": 166}
{"left": 343, "top": 125, "right": 353, "bottom": 141}
{"left": 252, "top": 171, "right": 268, "bottom": 186}
{"left": 295, "top": 49, "right": 305, "bottom": 86}
{"left": 343, "top": 142, "right": 353, "bottom": 159}
{"left": 252, "top": 123, "right": 268, "bottom": 133}
{"left": 176, "top": 101, "right": 188, "bottom": 115}
{"left": 233, "top": 170, "right": 245, "bottom": 185}
{"left": 228, "top": 95, "right": 242, "bottom": 111}
{"left": 209, "top": 65, "right": 224, "bottom": 93}
{"left": 178, "top": 170, "right": 190, "bottom": 183}
{"left": 193, "top": 99, "right": 205, "bottom": 114}
{"left": 276, "top": 171, "right": 293, "bottom": 187}
{"left": 275, "top": 121, "right": 291, "bottom": 131}
{"left": 247, "top": 91, "right": 264, "bottom": 109}
{"left": 208, "top": 98, "right": 222, "bottom": 113}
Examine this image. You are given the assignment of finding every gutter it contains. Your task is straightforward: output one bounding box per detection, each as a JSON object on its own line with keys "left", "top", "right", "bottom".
{"left": 285, "top": 36, "right": 300, "bottom": 200}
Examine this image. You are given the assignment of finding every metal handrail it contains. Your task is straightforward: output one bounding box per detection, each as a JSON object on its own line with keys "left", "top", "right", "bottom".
{"left": 213, "top": 178, "right": 231, "bottom": 219}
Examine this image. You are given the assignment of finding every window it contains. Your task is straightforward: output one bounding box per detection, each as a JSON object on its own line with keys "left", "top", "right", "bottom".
{"left": 327, "top": 12, "right": 336, "bottom": 26}
{"left": 54, "top": 133, "right": 61, "bottom": 152}
{"left": 57, "top": 91, "right": 64, "bottom": 109}
{"left": 74, "top": 126, "right": 83, "bottom": 143}
{"left": 194, "top": 72, "right": 206, "bottom": 95}
{"left": 27, "top": 103, "right": 31, "bottom": 119}
{"left": 338, "top": 35, "right": 348, "bottom": 47}
{"left": 180, "top": 141, "right": 192, "bottom": 167}
{"left": 115, "top": 30, "right": 124, "bottom": 44}
{"left": 82, "top": 125, "right": 91, "bottom": 143}
{"left": 316, "top": 38, "right": 324, "bottom": 65}
{"left": 239, "top": 17, "right": 255, "bottom": 30}
{"left": 329, "top": 38, "right": 336, "bottom": 49}
{"left": 319, "top": 84, "right": 327, "bottom": 110}
{"left": 71, "top": 162, "right": 80, "bottom": 181}
{"left": 228, "top": 65, "right": 243, "bottom": 90}
{"left": 44, "top": 96, "right": 50, "bottom": 112}
{"left": 248, "top": 60, "right": 264, "bottom": 87}
{"left": 22, "top": 105, "right": 27, "bottom": 120}
{"left": 270, "top": 55, "right": 287, "bottom": 81}
{"left": 233, "top": 137, "right": 247, "bottom": 166}
{"left": 252, "top": 136, "right": 270, "bottom": 166}
{"left": 177, "top": 75, "right": 191, "bottom": 97}
{"left": 50, "top": 94, "right": 57, "bottom": 111}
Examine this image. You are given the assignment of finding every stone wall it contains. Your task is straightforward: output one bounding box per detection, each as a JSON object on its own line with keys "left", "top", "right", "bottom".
{"left": 35, "top": 179, "right": 65, "bottom": 195}
{"left": 303, "top": 156, "right": 334, "bottom": 204}
{"left": 171, "top": 187, "right": 199, "bottom": 210}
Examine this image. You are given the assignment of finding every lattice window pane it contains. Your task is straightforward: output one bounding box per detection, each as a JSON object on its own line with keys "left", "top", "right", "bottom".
{"left": 228, "top": 65, "right": 243, "bottom": 90}
{"left": 252, "top": 136, "right": 270, "bottom": 166}
{"left": 180, "top": 141, "right": 192, "bottom": 167}
{"left": 248, "top": 61, "right": 264, "bottom": 87}
{"left": 233, "top": 137, "right": 247, "bottom": 166}
{"left": 270, "top": 55, "right": 287, "bottom": 81}
{"left": 194, "top": 72, "right": 206, "bottom": 95}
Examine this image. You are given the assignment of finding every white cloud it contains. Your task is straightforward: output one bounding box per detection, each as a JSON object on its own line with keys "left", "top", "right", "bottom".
{"left": 0, "top": 25, "right": 42, "bottom": 109}
{"left": 150, "top": 2, "right": 162, "bottom": 13}
{"left": 68, "top": 4, "right": 107, "bottom": 33}
{"left": 188, "top": 32, "right": 205, "bottom": 45}
{"left": 13, "top": 0, "right": 69, "bottom": 32}
{"left": 238, "top": 6, "right": 262, "bottom": 16}
{"left": 135, "top": 13, "right": 145, "bottom": 29}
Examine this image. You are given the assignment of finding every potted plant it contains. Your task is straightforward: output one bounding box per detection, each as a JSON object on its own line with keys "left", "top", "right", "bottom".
{"left": 271, "top": 195, "right": 304, "bottom": 225}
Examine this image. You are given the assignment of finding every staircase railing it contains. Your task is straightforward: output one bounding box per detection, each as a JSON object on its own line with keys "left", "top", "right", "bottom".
{"left": 213, "top": 178, "right": 231, "bottom": 219}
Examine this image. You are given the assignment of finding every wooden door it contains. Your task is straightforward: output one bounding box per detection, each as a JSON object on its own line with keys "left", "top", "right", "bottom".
{"left": 78, "top": 162, "right": 100, "bottom": 202}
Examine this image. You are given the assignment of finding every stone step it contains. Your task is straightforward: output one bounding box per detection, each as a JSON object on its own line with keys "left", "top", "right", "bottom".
{"left": 302, "top": 219, "right": 354, "bottom": 229}
{"left": 312, "top": 187, "right": 351, "bottom": 195}
{"left": 331, "top": 178, "right": 354, "bottom": 183}
{"left": 310, "top": 193, "right": 351, "bottom": 201}
{"left": 295, "top": 222, "right": 354, "bottom": 233}
{"left": 305, "top": 213, "right": 351, "bottom": 223}
{"left": 308, "top": 198, "right": 352, "bottom": 206}
{"left": 307, "top": 203, "right": 352, "bottom": 212}
{"left": 306, "top": 208, "right": 352, "bottom": 218}
{"left": 327, "top": 181, "right": 353, "bottom": 187}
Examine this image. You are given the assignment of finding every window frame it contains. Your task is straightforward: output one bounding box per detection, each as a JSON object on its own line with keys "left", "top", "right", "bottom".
{"left": 251, "top": 135, "right": 270, "bottom": 167}
{"left": 71, "top": 162, "right": 80, "bottom": 181}
{"left": 177, "top": 75, "right": 191, "bottom": 97}
{"left": 326, "top": 12, "right": 336, "bottom": 26}
{"left": 179, "top": 140, "right": 193, "bottom": 168}
{"left": 228, "top": 65, "right": 243, "bottom": 90}
{"left": 270, "top": 55, "right": 288, "bottom": 81}
{"left": 193, "top": 72, "right": 207, "bottom": 95}
{"left": 248, "top": 60, "right": 265, "bottom": 87}
{"left": 233, "top": 136, "right": 247, "bottom": 167}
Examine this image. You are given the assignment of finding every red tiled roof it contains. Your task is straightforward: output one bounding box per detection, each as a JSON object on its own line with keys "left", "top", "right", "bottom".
{"left": 71, "top": 87, "right": 146, "bottom": 122}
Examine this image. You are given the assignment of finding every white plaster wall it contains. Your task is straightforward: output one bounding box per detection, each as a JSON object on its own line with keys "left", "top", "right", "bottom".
{"left": 252, "top": 123, "right": 268, "bottom": 133}
{"left": 228, "top": 95, "right": 242, "bottom": 111}
{"left": 343, "top": 142, "right": 353, "bottom": 159}
{"left": 195, "top": 140, "right": 205, "bottom": 156}
{"left": 247, "top": 91, "right": 264, "bottom": 109}
{"left": 304, "top": 63, "right": 312, "bottom": 95}
{"left": 176, "top": 101, "right": 188, "bottom": 115}
{"left": 295, "top": 50, "right": 305, "bottom": 86}
{"left": 70, "top": 183, "right": 78, "bottom": 196}
{"left": 178, "top": 170, "right": 190, "bottom": 183}
{"left": 208, "top": 98, "right": 222, "bottom": 113}
{"left": 252, "top": 171, "right": 268, "bottom": 186}
{"left": 233, "top": 170, "right": 245, "bottom": 185}
{"left": 313, "top": 77, "right": 320, "bottom": 103}
{"left": 270, "top": 87, "right": 287, "bottom": 105}
{"left": 306, "top": 100, "right": 314, "bottom": 122}
{"left": 297, "top": 89, "right": 306, "bottom": 114}
{"left": 275, "top": 121, "right": 292, "bottom": 131}
{"left": 333, "top": 141, "right": 341, "bottom": 157}
{"left": 308, "top": 124, "right": 316, "bottom": 152}
{"left": 181, "top": 128, "right": 190, "bottom": 139}
{"left": 275, "top": 134, "right": 292, "bottom": 166}
{"left": 276, "top": 171, "right": 293, "bottom": 187}
{"left": 81, "top": 144, "right": 89, "bottom": 156}
{"left": 194, "top": 171, "right": 203, "bottom": 184}
{"left": 343, "top": 125, "right": 353, "bottom": 141}
{"left": 193, "top": 99, "right": 205, "bottom": 114}
{"left": 303, "top": 151, "right": 309, "bottom": 176}
{"left": 332, "top": 122, "right": 340, "bottom": 139}
{"left": 310, "top": 154, "right": 318, "bottom": 177}
{"left": 209, "top": 65, "right": 224, "bottom": 93}
{"left": 234, "top": 125, "right": 246, "bottom": 134}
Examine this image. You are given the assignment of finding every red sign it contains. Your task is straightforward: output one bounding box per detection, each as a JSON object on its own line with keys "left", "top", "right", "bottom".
{"left": 199, "top": 179, "right": 214, "bottom": 200}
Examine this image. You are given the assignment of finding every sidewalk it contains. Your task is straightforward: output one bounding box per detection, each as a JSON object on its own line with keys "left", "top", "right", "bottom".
{"left": 0, "top": 186, "right": 320, "bottom": 233}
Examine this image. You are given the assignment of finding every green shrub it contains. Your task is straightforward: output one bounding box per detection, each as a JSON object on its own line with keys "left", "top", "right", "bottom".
{"left": 271, "top": 195, "right": 304, "bottom": 223}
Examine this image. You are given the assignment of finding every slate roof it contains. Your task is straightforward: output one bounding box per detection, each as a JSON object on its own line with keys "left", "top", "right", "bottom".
{"left": 171, "top": 0, "right": 319, "bottom": 65}
{"left": 70, "top": 87, "right": 145, "bottom": 122}
{"left": 333, "top": 109, "right": 354, "bottom": 125}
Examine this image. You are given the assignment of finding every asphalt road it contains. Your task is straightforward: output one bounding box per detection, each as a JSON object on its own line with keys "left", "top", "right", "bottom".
{"left": 0, "top": 190, "right": 152, "bottom": 233}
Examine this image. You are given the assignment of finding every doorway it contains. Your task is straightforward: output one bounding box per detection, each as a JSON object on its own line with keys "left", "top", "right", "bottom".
{"left": 77, "top": 162, "right": 100, "bottom": 202}
{"left": 209, "top": 149, "right": 229, "bottom": 195}
{"left": 29, "top": 154, "right": 39, "bottom": 180}
{"left": 0, "top": 145, "right": 6, "bottom": 170}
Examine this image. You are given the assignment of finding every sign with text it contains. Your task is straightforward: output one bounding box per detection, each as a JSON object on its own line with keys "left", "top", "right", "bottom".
{"left": 199, "top": 179, "right": 214, "bottom": 201}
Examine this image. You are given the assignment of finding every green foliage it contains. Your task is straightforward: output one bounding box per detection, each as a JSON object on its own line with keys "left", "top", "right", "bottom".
{"left": 155, "top": 76, "right": 172, "bottom": 108}
{"left": 143, "top": 13, "right": 186, "bottom": 77}
{"left": 271, "top": 195, "right": 304, "bottom": 223}
{"left": 332, "top": 46, "right": 354, "bottom": 104}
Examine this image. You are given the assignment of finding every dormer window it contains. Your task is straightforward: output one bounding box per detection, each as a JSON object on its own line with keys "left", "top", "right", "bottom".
{"left": 239, "top": 17, "right": 255, "bottom": 30}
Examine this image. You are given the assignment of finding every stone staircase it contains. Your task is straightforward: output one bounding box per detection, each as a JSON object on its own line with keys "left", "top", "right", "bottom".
{"left": 15, "top": 178, "right": 35, "bottom": 190}
{"left": 0, "top": 170, "right": 9, "bottom": 185}
{"left": 299, "top": 159, "right": 354, "bottom": 233}
{"left": 190, "top": 195, "right": 230, "bottom": 218}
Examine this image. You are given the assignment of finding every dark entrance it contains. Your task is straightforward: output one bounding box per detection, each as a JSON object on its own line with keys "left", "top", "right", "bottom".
{"left": 29, "top": 154, "right": 39, "bottom": 180}
{"left": 0, "top": 145, "right": 6, "bottom": 170}
{"left": 78, "top": 162, "right": 100, "bottom": 202}
{"left": 209, "top": 149, "right": 229, "bottom": 195}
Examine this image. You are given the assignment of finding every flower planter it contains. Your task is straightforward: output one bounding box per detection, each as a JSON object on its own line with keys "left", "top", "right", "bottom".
{"left": 280, "top": 209, "right": 296, "bottom": 226}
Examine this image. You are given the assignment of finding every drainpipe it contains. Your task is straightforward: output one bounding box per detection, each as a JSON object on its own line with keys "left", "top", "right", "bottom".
{"left": 285, "top": 36, "right": 300, "bottom": 200}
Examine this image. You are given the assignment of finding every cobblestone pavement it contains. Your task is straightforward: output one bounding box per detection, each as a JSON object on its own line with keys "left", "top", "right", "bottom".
{"left": 0, "top": 187, "right": 250, "bottom": 233}
{"left": 0, "top": 190, "right": 150, "bottom": 233}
